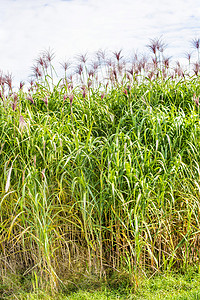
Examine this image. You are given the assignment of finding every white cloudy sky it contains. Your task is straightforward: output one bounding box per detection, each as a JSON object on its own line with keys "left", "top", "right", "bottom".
{"left": 0, "top": 0, "right": 200, "bottom": 87}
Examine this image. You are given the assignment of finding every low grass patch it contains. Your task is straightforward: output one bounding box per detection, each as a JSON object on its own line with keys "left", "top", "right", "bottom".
{"left": 1, "top": 269, "right": 200, "bottom": 299}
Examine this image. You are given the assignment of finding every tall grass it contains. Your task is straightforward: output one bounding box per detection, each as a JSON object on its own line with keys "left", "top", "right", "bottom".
{"left": 1, "top": 39, "right": 200, "bottom": 293}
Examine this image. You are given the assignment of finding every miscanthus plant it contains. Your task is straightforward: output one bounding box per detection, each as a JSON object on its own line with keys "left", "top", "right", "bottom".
{"left": 0, "top": 38, "right": 200, "bottom": 294}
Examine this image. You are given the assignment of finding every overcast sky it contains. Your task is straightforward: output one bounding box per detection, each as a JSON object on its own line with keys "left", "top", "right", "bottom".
{"left": 0, "top": 0, "right": 200, "bottom": 87}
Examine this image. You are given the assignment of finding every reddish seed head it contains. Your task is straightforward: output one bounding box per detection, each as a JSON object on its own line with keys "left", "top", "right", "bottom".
{"left": 76, "top": 53, "right": 88, "bottom": 64}
{"left": 147, "top": 37, "right": 166, "bottom": 55}
{"left": 12, "top": 103, "right": 17, "bottom": 111}
{"left": 88, "top": 80, "right": 92, "bottom": 88}
{"left": 0, "top": 71, "right": 5, "bottom": 86}
{"left": 148, "top": 71, "right": 154, "bottom": 80}
{"left": 134, "top": 69, "right": 139, "bottom": 76}
{"left": 137, "top": 63, "right": 142, "bottom": 73}
{"left": 91, "top": 61, "right": 99, "bottom": 71}
{"left": 36, "top": 56, "right": 45, "bottom": 67}
{"left": 152, "top": 57, "right": 158, "bottom": 68}
{"left": 32, "top": 64, "right": 42, "bottom": 78}
{"left": 27, "top": 95, "right": 35, "bottom": 105}
{"left": 185, "top": 52, "right": 192, "bottom": 62}
{"left": 60, "top": 60, "right": 71, "bottom": 72}
{"left": 140, "top": 55, "right": 148, "bottom": 69}
{"left": 147, "top": 40, "right": 157, "bottom": 55}
{"left": 123, "top": 89, "right": 128, "bottom": 96}
{"left": 193, "top": 62, "right": 200, "bottom": 75}
{"left": 118, "top": 63, "right": 124, "bottom": 74}
{"left": 43, "top": 48, "right": 55, "bottom": 63}
{"left": 96, "top": 49, "right": 106, "bottom": 62}
{"left": 29, "top": 79, "right": 34, "bottom": 86}
{"left": 81, "top": 85, "right": 87, "bottom": 98}
{"left": 82, "top": 90, "right": 86, "bottom": 98}
{"left": 12, "top": 93, "right": 18, "bottom": 111}
{"left": 162, "top": 68, "right": 167, "bottom": 79}
{"left": 127, "top": 66, "right": 134, "bottom": 76}
{"left": 163, "top": 57, "right": 171, "bottom": 68}
{"left": 101, "top": 92, "right": 105, "bottom": 100}
{"left": 88, "top": 69, "right": 95, "bottom": 77}
{"left": 14, "top": 93, "right": 18, "bottom": 101}
{"left": 113, "top": 49, "right": 123, "bottom": 61}
{"left": 5, "top": 73, "right": 13, "bottom": 90}
{"left": 126, "top": 74, "right": 131, "bottom": 81}
{"left": 113, "top": 68, "right": 117, "bottom": 80}
{"left": 68, "top": 83, "right": 73, "bottom": 90}
{"left": 191, "top": 38, "right": 200, "bottom": 50}
{"left": 69, "top": 94, "right": 74, "bottom": 106}
{"left": 68, "top": 74, "right": 73, "bottom": 82}
{"left": 19, "top": 81, "right": 24, "bottom": 90}
{"left": 76, "top": 64, "right": 83, "bottom": 76}
{"left": 106, "top": 59, "right": 113, "bottom": 67}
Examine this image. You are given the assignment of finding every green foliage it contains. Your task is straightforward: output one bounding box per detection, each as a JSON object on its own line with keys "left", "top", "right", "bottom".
{"left": 0, "top": 65, "right": 200, "bottom": 297}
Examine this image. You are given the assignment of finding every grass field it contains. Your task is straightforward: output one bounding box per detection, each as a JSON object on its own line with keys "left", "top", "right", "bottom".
{"left": 1, "top": 39, "right": 200, "bottom": 298}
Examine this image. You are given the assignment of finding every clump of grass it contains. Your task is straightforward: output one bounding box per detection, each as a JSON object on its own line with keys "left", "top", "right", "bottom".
{"left": 1, "top": 37, "right": 200, "bottom": 297}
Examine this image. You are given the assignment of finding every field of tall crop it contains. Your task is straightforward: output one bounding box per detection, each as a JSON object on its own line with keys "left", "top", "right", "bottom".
{"left": 1, "top": 38, "right": 200, "bottom": 297}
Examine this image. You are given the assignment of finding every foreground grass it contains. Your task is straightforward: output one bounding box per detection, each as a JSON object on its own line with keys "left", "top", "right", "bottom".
{"left": 2, "top": 270, "right": 200, "bottom": 299}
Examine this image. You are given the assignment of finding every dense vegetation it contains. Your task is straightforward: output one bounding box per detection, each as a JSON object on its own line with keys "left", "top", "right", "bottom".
{"left": 0, "top": 38, "right": 200, "bottom": 297}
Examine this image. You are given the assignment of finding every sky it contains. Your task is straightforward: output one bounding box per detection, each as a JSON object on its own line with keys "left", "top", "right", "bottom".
{"left": 0, "top": 0, "right": 200, "bottom": 87}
